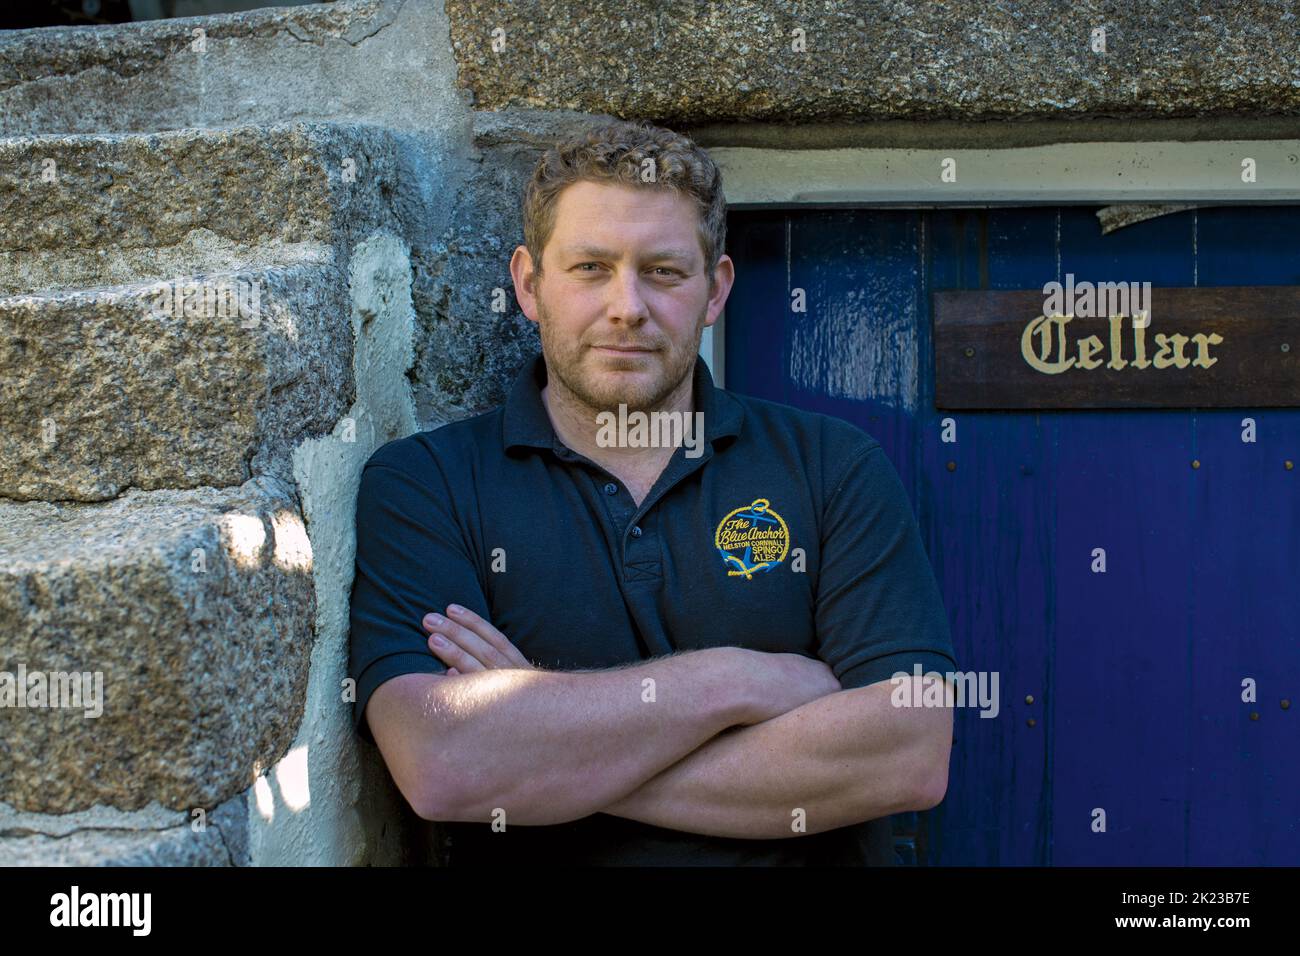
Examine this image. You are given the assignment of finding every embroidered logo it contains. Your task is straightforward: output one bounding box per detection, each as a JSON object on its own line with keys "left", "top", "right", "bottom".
{"left": 714, "top": 498, "right": 791, "bottom": 579}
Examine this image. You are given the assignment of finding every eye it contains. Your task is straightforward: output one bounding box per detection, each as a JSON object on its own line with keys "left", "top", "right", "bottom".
{"left": 576, "top": 262, "right": 603, "bottom": 272}
{"left": 652, "top": 267, "right": 682, "bottom": 277}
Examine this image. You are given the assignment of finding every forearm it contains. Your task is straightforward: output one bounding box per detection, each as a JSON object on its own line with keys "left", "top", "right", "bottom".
{"left": 601, "top": 679, "right": 951, "bottom": 839}
{"left": 426, "top": 647, "right": 755, "bottom": 825}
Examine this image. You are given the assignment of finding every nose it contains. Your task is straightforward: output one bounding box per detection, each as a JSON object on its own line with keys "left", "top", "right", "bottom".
{"left": 605, "top": 266, "right": 650, "bottom": 325}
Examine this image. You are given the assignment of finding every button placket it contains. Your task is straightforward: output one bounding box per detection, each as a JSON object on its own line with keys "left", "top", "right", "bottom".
{"left": 622, "top": 508, "right": 660, "bottom": 583}
{"left": 593, "top": 473, "right": 635, "bottom": 531}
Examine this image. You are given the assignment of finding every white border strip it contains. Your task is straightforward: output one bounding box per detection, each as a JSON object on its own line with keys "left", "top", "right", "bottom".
{"left": 713, "top": 141, "right": 1300, "bottom": 206}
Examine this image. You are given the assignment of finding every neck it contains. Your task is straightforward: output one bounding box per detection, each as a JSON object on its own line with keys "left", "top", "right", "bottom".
{"left": 541, "top": 364, "right": 697, "bottom": 470}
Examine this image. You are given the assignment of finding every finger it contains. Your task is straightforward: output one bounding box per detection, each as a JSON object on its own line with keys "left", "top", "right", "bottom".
{"left": 433, "top": 607, "right": 529, "bottom": 668}
{"left": 444, "top": 604, "right": 533, "bottom": 668}
{"left": 442, "top": 605, "right": 528, "bottom": 666}
{"left": 423, "top": 611, "right": 513, "bottom": 669}
{"left": 425, "top": 629, "right": 486, "bottom": 673}
{"left": 446, "top": 667, "right": 459, "bottom": 676}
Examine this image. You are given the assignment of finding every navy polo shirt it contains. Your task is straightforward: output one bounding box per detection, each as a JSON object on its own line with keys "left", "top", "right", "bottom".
{"left": 348, "top": 351, "right": 957, "bottom": 866}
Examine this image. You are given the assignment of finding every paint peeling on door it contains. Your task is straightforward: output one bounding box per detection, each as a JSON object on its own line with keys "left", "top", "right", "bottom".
{"left": 789, "top": 270, "right": 919, "bottom": 411}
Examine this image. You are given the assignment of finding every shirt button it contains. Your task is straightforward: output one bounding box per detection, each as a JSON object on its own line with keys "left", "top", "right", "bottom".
{"left": 604, "top": 482, "right": 618, "bottom": 495}
{"left": 630, "top": 526, "right": 643, "bottom": 538}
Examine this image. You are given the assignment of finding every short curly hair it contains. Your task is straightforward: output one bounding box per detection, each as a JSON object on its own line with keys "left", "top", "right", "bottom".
{"left": 522, "top": 119, "right": 727, "bottom": 291}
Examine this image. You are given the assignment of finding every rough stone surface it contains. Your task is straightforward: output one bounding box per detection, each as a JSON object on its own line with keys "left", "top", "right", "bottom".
{"left": 0, "top": 790, "right": 250, "bottom": 866}
{"left": 0, "top": 261, "right": 354, "bottom": 502}
{"left": 8, "top": 4, "right": 611, "bottom": 436}
{"left": 0, "top": 124, "right": 402, "bottom": 279}
{"left": 407, "top": 141, "right": 540, "bottom": 426}
{"left": 0, "top": 475, "right": 315, "bottom": 814}
{"left": 444, "top": 0, "right": 1300, "bottom": 122}
{"left": 0, "top": 231, "right": 332, "bottom": 300}
{"left": 0, "top": 1, "right": 449, "bottom": 137}
{"left": 8, "top": 0, "right": 1296, "bottom": 132}
{"left": 0, "top": 0, "right": 399, "bottom": 95}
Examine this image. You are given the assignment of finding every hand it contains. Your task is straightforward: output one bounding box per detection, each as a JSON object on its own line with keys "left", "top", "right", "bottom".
{"left": 422, "top": 604, "right": 537, "bottom": 674}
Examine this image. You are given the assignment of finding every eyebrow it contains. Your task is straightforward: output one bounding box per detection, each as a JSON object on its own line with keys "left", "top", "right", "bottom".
{"left": 563, "top": 245, "right": 698, "bottom": 264}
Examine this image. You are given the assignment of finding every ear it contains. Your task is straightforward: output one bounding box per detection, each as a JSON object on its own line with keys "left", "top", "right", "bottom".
{"left": 704, "top": 254, "right": 735, "bottom": 327}
{"left": 510, "top": 245, "right": 541, "bottom": 324}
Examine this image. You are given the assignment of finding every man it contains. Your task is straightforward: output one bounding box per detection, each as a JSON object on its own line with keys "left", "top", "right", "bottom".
{"left": 348, "top": 119, "right": 957, "bottom": 866}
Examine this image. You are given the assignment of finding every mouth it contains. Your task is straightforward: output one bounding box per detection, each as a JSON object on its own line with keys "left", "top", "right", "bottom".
{"left": 592, "top": 345, "right": 658, "bottom": 355}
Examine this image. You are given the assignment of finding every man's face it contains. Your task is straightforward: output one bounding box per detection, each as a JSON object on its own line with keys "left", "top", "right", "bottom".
{"left": 511, "top": 179, "right": 734, "bottom": 415}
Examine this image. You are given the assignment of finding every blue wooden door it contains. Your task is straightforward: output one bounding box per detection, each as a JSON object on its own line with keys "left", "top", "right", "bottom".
{"left": 724, "top": 206, "right": 1300, "bottom": 865}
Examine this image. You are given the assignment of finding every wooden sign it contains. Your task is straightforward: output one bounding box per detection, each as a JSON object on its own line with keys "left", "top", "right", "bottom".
{"left": 933, "top": 285, "right": 1300, "bottom": 408}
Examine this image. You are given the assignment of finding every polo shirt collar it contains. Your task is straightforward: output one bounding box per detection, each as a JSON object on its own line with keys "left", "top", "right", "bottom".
{"left": 502, "top": 351, "right": 744, "bottom": 454}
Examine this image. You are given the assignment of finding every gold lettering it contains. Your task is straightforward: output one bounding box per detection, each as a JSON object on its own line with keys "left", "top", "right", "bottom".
{"left": 1107, "top": 315, "right": 1128, "bottom": 370}
{"left": 1168, "top": 332, "right": 1191, "bottom": 368}
{"left": 1021, "top": 314, "right": 1076, "bottom": 374}
{"left": 717, "top": 526, "right": 786, "bottom": 550}
{"left": 1018, "top": 312, "right": 1224, "bottom": 376}
{"left": 1132, "top": 315, "right": 1150, "bottom": 369}
{"left": 1191, "top": 332, "right": 1224, "bottom": 368}
{"left": 1077, "top": 335, "right": 1104, "bottom": 369}
{"left": 1152, "top": 332, "right": 1191, "bottom": 369}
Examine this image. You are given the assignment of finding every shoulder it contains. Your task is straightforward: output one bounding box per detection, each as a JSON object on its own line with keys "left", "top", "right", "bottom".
{"left": 362, "top": 406, "right": 503, "bottom": 479}
{"left": 727, "top": 390, "right": 878, "bottom": 454}
{"left": 722, "top": 389, "right": 881, "bottom": 489}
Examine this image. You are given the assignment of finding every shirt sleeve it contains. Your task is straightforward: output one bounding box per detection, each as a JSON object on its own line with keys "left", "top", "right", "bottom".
{"left": 814, "top": 441, "right": 957, "bottom": 690}
{"left": 347, "top": 440, "right": 489, "bottom": 745}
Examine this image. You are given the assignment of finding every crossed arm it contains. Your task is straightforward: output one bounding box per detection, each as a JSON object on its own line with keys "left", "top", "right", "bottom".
{"left": 598, "top": 679, "right": 950, "bottom": 838}
{"left": 405, "top": 605, "right": 952, "bottom": 840}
